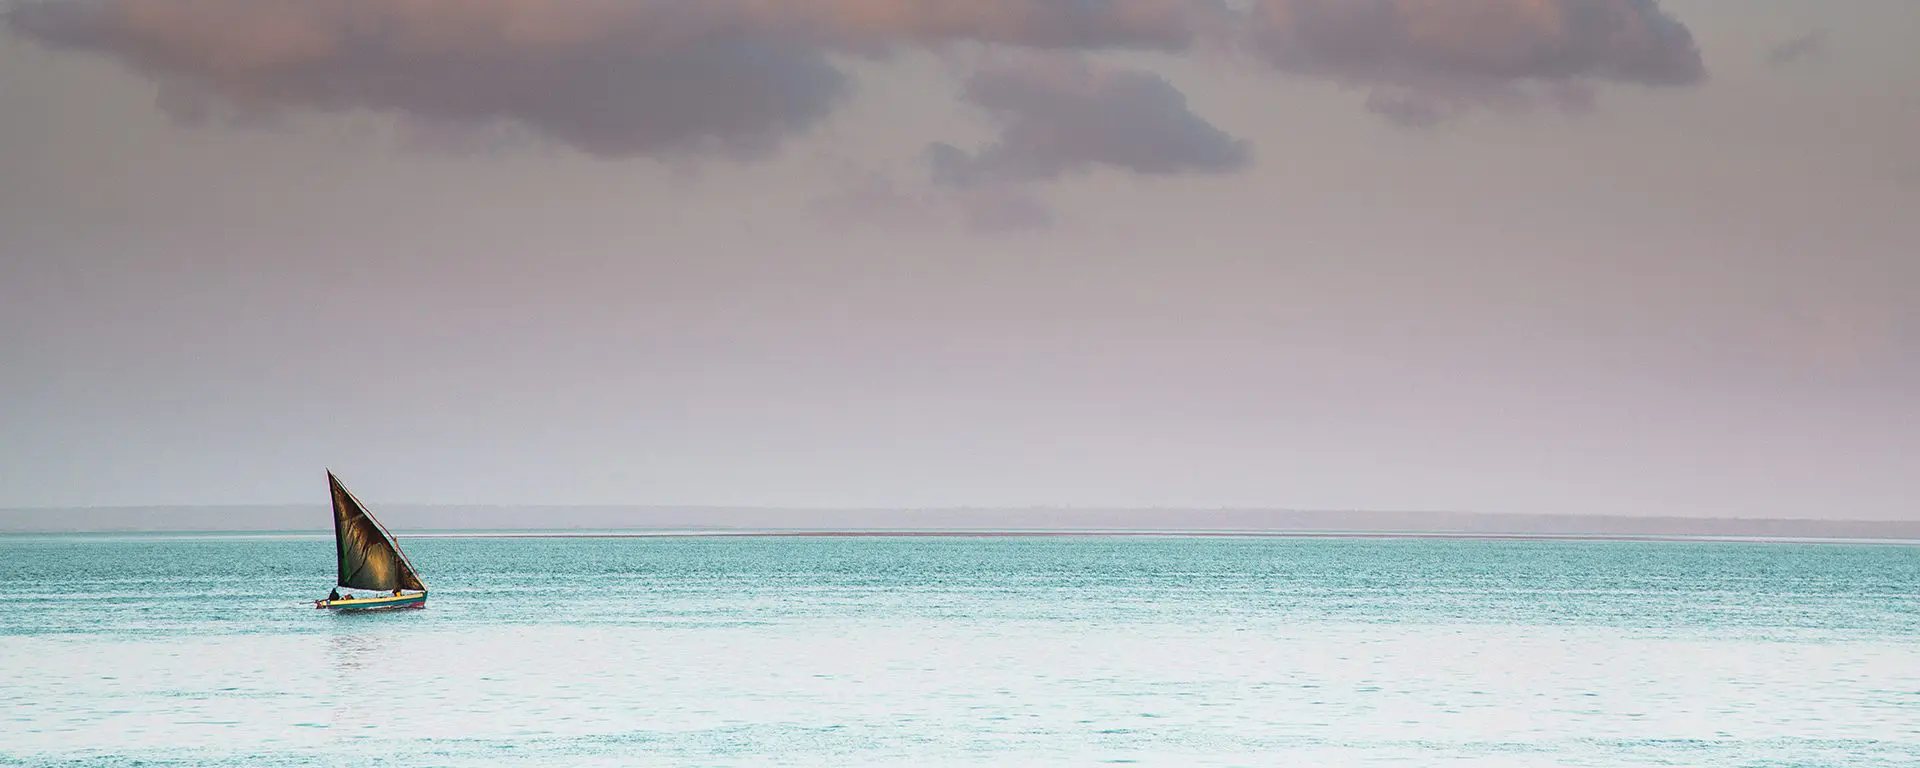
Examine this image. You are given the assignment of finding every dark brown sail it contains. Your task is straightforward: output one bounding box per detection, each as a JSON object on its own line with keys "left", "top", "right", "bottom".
{"left": 330, "top": 472, "right": 425, "bottom": 592}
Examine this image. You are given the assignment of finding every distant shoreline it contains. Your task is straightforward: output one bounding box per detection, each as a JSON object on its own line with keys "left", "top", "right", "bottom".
{"left": 6, "top": 505, "right": 1919, "bottom": 540}
{"left": 410, "top": 530, "right": 1920, "bottom": 545}
{"left": 4, "top": 528, "right": 1916, "bottom": 546}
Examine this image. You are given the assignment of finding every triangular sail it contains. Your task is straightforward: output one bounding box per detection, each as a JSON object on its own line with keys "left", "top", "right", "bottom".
{"left": 330, "top": 472, "right": 425, "bottom": 592}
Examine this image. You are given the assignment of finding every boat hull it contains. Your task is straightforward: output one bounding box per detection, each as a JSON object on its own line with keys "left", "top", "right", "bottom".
{"left": 317, "top": 592, "right": 427, "bottom": 611}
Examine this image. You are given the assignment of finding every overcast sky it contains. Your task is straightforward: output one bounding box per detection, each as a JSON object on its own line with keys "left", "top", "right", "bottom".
{"left": 2, "top": 0, "right": 1916, "bottom": 518}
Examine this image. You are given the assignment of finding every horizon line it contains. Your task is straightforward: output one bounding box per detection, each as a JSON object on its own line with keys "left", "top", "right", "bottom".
{"left": 0, "top": 503, "right": 1883, "bottom": 522}
{"left": 5, "top": 506, "right": 1918, "bottom": 528}
{"left": 5, "top": 528, "right": 1919, "bottom": 547}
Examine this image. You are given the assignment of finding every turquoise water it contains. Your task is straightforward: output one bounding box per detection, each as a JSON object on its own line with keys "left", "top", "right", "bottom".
{"left": 3, "top": 534, "right": 1918, "bottom": 766}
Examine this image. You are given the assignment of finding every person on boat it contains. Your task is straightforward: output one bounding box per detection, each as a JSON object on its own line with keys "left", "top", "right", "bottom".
{"left": 329, "top": 588, "right": 340, "bottom": 601}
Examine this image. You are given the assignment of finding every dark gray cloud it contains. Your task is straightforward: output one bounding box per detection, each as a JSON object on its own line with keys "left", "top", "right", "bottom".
{"left": 1764, "top": 31, "right": 1827, "bottom": 68}
{"left": 4, "top": 0, "right": 1222, "bottom": 160}
{"left": 1247, "top": 0, "right": 1705, "bottom": 124}
{"left": 793, "top": 0, "right": 1229, "bottom": 52}
{"left": 5, "top": 1, "right": 849, "bottom": 159}
{"left": 922, "top": 56, "right": 1251, "bottom": 230}
{"left": 930, "top": 57, "right": 1252, "bottom": 184}
{"left": 4, "top": 0, "right": 1712, "bottom": 157}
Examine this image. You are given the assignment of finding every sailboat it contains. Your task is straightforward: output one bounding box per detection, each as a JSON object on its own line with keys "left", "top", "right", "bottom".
{"left": 315, "top": 471, "right": 428, "bottom": 611}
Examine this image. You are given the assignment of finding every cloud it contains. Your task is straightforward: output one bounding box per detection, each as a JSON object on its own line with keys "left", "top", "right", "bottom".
{"left": 1246, "top": 0, "right": 1705, "bottom": 125}
{"left": 920, "top": 56, "right": 1250, "bottom": 230}
{"left": 5, "top": 0, "right": 1224, "bottom": 160}
{"left": 6, "top": 0, "right": 1709, "bottom": 157}
{"left": 1764, "top": 30, "right": 1827, "bottom": 68}
{"left": 4, "top": 0, "right": 1720, "bottom": 235}
{"left": 930, "top": 56, "right": 1252, "bottom": 184}
{"left": 5, "top": 1, "right": 851, "bottom": 159}
{"left": 813, "top": 155, "right": 1055, "bottom": 235}
{"left": 788, "top": 0, "right": 1229, "bottom": 52}
{"left": 811, "top": 162, "right": 943, "bottom": 232}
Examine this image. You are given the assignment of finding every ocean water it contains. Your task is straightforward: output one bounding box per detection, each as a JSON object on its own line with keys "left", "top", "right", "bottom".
{"left": 2, "top": 534, "right": 1918, "bottom": 767}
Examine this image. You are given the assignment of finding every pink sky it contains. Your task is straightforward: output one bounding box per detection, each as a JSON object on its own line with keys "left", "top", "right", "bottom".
{"left": 1, "top": 1, "right": 1916, "bottom": 518}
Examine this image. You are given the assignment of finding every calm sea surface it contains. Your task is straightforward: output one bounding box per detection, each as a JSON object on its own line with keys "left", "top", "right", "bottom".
{"left": 3, "top": 534, "right": 1918, "bottom": 766}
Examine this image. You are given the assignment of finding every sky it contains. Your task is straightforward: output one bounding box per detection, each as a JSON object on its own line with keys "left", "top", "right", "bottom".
{"left": 1, "top": 0, "right": 1916, "bottom": 519}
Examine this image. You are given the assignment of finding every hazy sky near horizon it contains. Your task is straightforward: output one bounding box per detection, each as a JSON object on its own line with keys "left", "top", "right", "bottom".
{"left": 2, "top": 0, "right": 1917, "bottom": 518}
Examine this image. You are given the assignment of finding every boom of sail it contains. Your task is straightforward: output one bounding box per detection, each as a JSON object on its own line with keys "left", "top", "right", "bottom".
{"left": 330, "top": 471, "right": 426, "bottom": 593}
